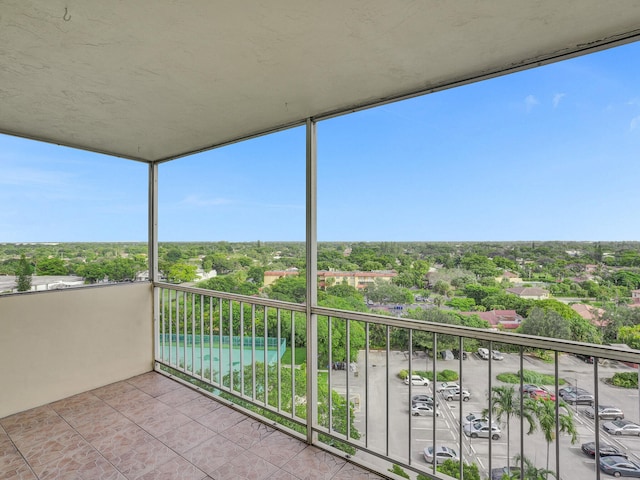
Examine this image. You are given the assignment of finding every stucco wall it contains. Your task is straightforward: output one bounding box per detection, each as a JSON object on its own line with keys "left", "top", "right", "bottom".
{"left": 0, "top": 283, "right": 153, "bottom": 418}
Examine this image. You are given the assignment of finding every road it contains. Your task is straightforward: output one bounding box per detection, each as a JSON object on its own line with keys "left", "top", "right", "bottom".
{"left": 329, "top": 348, "right": 640, "bottom": 479}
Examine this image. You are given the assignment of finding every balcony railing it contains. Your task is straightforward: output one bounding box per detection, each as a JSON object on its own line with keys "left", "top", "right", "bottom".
{"left": 154, "top": 282, "right": 640, "bottom": 480}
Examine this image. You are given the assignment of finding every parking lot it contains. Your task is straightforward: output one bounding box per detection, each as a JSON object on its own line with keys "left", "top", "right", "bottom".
{"left": 331, "top": 348, "right": 640, "bottom": 479}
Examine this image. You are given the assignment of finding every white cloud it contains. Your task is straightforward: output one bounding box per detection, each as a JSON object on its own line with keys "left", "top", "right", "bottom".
{"left": 630, "top": 115, "right": 640, "bottom": 131}
{"left": 524, "top": 95, "right": 539, "bottom": 112}
{"left": 552, "top": 93, "right": 566, "bottom": 108}
{"left": 179, "top": 195, "right": 232, "bottom": 207}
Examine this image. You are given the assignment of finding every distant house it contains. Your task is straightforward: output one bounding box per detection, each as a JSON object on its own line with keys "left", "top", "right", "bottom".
{"left": 495, "top": 271, "right": 522, "bottom": 284}
{"left": 263, "top": 269, "right": 300, "bottom": 287}
{"left": 630, "top": 289, "right": 640, "bottom": 308}
{"left": 460, "top": 309, "right": 523, "bottom": 330}
{"left": 263, "top": 269, "right": 397, "bottom": 290}
{"left": 317, "top": 270, "right": 397, "bottom": 290}
{"left": 571, "top": 303, "right": 607, "bottom": 327}
{"left": 506, "top": 286, "right": 549, "bottom": 300}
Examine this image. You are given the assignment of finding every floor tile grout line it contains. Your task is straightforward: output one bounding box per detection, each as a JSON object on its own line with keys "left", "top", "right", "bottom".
{"left": 0, "top": 422, "right": 40, "bottom": 480}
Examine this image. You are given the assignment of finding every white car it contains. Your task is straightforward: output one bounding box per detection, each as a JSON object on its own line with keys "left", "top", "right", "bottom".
{"left": 423, "top": 446, "right": 459, "bottom": 464}
{"left": 464, "top": 412, "right": 488, "bottom": 425}
{"left": 436, "top": 382, "right": 460, "bottom": 393}
{"left": 477, "top": 348, "right": 490, "bottom": 360}
{"left": 405, "top": 375, "right": 430, "bottom": 386}
{"left": 411, "top": 403, "right": 439, "bottom": 417}
{"left": 463, "top": 421, "right": 501, "bottom": 440}
{"left": 491, "top": 350, "right": 504, "bottom": 360}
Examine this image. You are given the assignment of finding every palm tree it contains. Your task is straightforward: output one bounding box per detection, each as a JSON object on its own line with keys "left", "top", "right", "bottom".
{"left": 527, "top": 398, "right": 578, "bottom": 474}
{"left": 485, "top": 385, "right": 536, "bottom": 466}
{"left": 510, "top": 454, "right": 556, "bottom": 480}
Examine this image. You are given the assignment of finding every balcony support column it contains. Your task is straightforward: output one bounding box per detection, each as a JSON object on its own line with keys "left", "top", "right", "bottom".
{"left": 149, "top": 161, "right": 159, "bottom": 366}
{"left": 305, "top": 118, "right": 318, "bottom": 444}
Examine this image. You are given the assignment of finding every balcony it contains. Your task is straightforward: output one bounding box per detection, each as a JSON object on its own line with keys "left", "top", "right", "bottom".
{"left": 4, "top": 3, "right": 640, "bottom": 479}
{"left": 3, "top": 283, "right": 640, "bottom": 480}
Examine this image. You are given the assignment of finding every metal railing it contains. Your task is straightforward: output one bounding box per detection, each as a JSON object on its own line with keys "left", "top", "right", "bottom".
{"left": 154, "top": 282, "right": 640, "bottom": 480}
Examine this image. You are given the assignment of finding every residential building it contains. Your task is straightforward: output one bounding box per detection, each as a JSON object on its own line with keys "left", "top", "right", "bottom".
{"left": 506, "top": 286, "right": 550, "bottom": 300}
{"left": 571, "top": 303, "right": 608, "bottom": 327}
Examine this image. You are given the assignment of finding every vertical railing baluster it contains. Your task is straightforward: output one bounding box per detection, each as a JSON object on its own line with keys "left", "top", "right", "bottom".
{"left": 519, "top": 346, "right": 524, "bottom": 480}
{"left": 218, "top": 297, "right": 223, "bottom": 386}
{"left": 488, "top": 340, "right": 493, "bottom": 479}
{"left": 277, "top": 308, "right": 282, "bottom": 412}
{"left": 160, "top": 288, "right": 165, "bottom": 364}
{"left": 209, "top": 295, "right": 213, "bottom": 383}
{"left": 386, "top": 325, "right": 390, "bottom": 458}
{"left": 328, "top": 316, "right": 333, "bottom": 434}
{"left": 459, "top": 336, "right": 464, "bottom": 480}
{"left": 432, "top": 333, "right": 437, "bottom": 476}
{"left": 240, "top": 301, "right": 245, "bottom": 396}
{"left": 251, "top": 303, "right": 256, "bottom": 400}
{"left": 291, "top": 310, "right": 296, "bottom": 419}
{"left": 594, "top": 357, "right": 601, "bottom": 480}
{"left": 365, "top": 322, "right": 370, "bottom": 449}
{"left": 408, "top": 329, "right": 413, "bottom": 466}
{"left": 264, "top": 306, "right": 269, "bottom": 407}
{"left": 346, "top": 318, "right": 351, "bottom": 441}
{"left": 200, "top": 294, "right": 204, "bottom": 379}
{"left": 229, "top": 300, "right": 234, "bottom": 391}
{"left": 169, "top": 289, "right": 173, "bottom": 366}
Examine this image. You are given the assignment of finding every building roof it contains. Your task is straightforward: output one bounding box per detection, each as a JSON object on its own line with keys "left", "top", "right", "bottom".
{"left": 506, "top": 287, "right": 549, "bottom": 297}
{"left": 3, "top": 2, "right": 640, "bottom": 162}
{"left": 571, "top": 304, "right": 607, "bottom": 326}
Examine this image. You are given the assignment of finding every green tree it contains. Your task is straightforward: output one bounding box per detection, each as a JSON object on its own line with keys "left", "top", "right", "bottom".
{"left": 437, "top": 459, "right": 481, "bottom": 480}
{"left": 618, "top": 325, "right": 640, "bottom": 349}
{"left": 485, "top": 385, "right": 535, "bottom": 466}
{"left": 16, "top": 254, "right": 32, "bottom": 292}
{"left": 527, "top": 398, "right": 577, "bottom": 473}
{"left": 167, "top": 263, "right": 197, "bottom": 283}
{"left": 518, "top": 307, "right": 571, "bottom": 340}
{"left": 267, "top": 275, "right": 307, "bottom": 303}
{"left": 36, "top": 257, "right": 68, "bottom": 275}
{"left": 510, "top": 455, "right": 556, "bottom": 480}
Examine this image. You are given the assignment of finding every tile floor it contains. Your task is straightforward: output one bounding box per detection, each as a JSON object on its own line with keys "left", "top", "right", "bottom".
{"left": 0, "top": 372, "right": 385, "bottom": 480}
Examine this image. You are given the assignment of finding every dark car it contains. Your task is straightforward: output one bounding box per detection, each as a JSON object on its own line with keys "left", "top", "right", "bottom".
{"left": 521, "top": 384, "right": 546, "bottom": 395}
{"left": 490, "top": 466, "right": 520, "bottom": 480}
{"left": 563, "top": 391, "right": 594, "bottom": 405}
{"left": 559, "top": 386, "right": 590, "bottom": 398}
{"left": 411, "top": 394, "right": 438, "bottom": 407}
{"left": 581, "top": 441, "right": 628, "bottom": 458}
{"left": 574, "top": 353, "right": 595, "bottom": 363}
{"left": 599, "top": 455, "right": 640, "bottom": 477}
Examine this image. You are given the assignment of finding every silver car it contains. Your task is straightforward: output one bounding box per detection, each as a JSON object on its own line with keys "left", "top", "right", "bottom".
{"left": 584, "top": 405, "right": 624, "bottom": 421}
{"left": 463, "top": 421, "right": 501, "bottom": 440}
{"left": 411, "top": 403, "right": 439, "bottom": 417}
{"left": 603, "top": 419, "right": 640, "bottom": 436}
{"left": 423, "top": 446, "right": 459, "bottom": 464}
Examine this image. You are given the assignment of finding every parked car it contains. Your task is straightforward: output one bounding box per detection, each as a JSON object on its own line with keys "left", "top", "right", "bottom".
{"left": 528, "top": 389, "right": 556, "bottom": 401}
{"left": 477, "top": 348, "right": 490, "bottom": 360}
{"left": 463, "top": 421, "right": 501, "bottom": 440}
{"left": 585, "top": 405, "right": 624, "bottom": 421}
{"left": 521, "top": 384, "right": 546, "bottom": 395}
{"left": 603, "top": 419, "right": 640, "bottom": 436}
{"left": 581, "top": 441, "right": 627, "bottom": 458}
{"left": 490, "top": 466, "right": 520, "bottom": 480}
{"left": 405, "top": 375, "right": 430, "bottom": 386}
{"left": 491, "top": 350, "right": 504, "bottom": 360}
{"left": 412, "top": 394, "right": 438, "bottom": 407}
{"left": 574, "top": 353, "right": 595, "bottom": 364}
{"left": 423, "top": 445, "right": 459, "bottom": 464}
{"left": 452, "top": 349, "right": 468, "bottom": 360}
{"left": 436, "top": 382, "right": 460, "bottom": 393}
{"left": 599, "top": 455, "right": 640, "bottom": 477}
{"left": 562, "top": 391, "right": 594, "bottom": 405}
{"left": 444, "top": 388, "right": 471, "bottom": 402}
{"left": 558, "top": 385, "right": 589, "bottom": 398}
{"left": 464, "top": 412, "right": 488, "bottom": 425}
{"left": 411, "top": 403, "right": 439, "bottom": 416}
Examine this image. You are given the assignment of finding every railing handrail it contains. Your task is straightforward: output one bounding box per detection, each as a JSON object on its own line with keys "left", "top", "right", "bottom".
{"left": 155, "top": 282, "right": 640, "bottom": 364}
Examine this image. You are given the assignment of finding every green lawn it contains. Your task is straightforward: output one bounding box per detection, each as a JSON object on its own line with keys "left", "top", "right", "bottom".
{"left": 281, "top": 347, "right": 307, "bottom": 366}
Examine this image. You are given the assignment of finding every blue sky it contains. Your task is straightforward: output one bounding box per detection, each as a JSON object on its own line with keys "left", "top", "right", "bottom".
{"left": 2, "top": 42, "right": 640, "bottom": 243}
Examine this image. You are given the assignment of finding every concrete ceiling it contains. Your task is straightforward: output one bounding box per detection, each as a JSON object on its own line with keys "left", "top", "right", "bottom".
{"left": 2, "top": 1, "right": 640, "bottom": 163}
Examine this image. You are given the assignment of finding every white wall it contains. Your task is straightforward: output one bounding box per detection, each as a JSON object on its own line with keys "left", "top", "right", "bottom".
{"left": 0, "top": 283, "right": 153, "bottom": 418}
